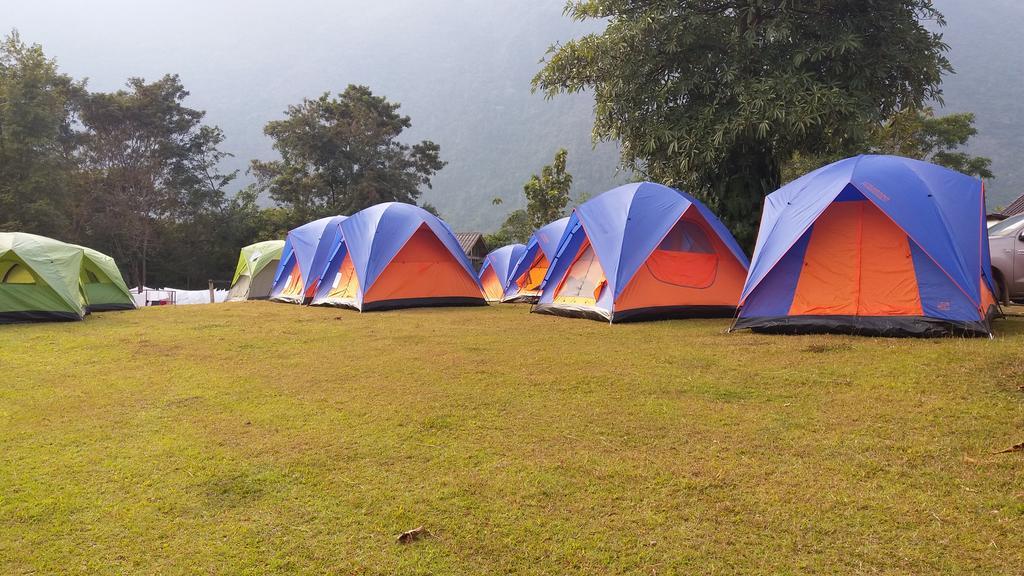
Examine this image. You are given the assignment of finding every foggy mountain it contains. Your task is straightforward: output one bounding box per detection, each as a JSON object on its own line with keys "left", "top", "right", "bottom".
{"left": 4, "top": 0, "right": 1022, "bottom": 231}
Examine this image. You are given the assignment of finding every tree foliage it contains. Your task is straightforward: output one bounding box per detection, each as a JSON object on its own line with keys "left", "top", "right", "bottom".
{"left": 0, "top": 31, "right": 83, "bottom": 237}
{"left": 75, "top": 74, "right": 235, "bottom": 288}
{"left": 487, "top": 148, "right": 576, "bottom": 247}
{"left": 0, "top": 33, "right": 453, "bottom": 289}
{"left": 0, "top": 31, "right": 247, "bottom": 289}
{"left": 485, "top": 208, "right": 532, "bottom": 248}
{"left": 523, "top": 148, "right": 573, "bottom": 230}
{"left": 535, "top": 0, "right": 952, "bottom": 247}
{"left": 251, "top": 85, "right": 446, "bottom": 222}
{"left": 870, "top": 107, "right": 993, "bottom": 179}
{"left": 783, "top": 106, "right": 994, "bottom": 183}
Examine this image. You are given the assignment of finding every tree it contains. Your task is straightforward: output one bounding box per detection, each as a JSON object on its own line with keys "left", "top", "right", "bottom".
{"left": 870, "top": 107, "right": 993, "bottom": 179}
{"left": 485, "top": 208, "right": 532, "bottom": 247}
{"left": 251, "top": 85, "right": 445, "bottom": 222}
{"left": 76, "top": 74, "right": 234, "bottom": 288}
{"left": 0, "top": 30, "right": 83, "bottom": 237}
{"left": 783, "top": 107, "right": 994, "bottom": 183}
{"left": 534, "top": 1, "right": 951, "bottom": 247}
{"left": 487, "top": 148, "right": 576, "bottom": 247}
{"left": 523, "top": 148, "right": 573, "bottom": 230}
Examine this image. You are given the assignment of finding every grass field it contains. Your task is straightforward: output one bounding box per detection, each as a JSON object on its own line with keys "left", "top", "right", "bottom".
{"left": 2, "top": 302, "right": 1023, "bottom": 574}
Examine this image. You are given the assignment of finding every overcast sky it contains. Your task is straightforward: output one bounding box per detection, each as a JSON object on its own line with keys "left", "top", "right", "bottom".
{"left": 4, "top": 1, "right": 1022, "bottom": 225}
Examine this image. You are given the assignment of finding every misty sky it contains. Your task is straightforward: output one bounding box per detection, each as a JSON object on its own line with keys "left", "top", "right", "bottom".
{"left": 4, "top": 0, "right": 1023, "bottom": 229}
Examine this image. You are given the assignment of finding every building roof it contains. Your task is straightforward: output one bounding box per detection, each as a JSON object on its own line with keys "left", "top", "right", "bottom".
{"left": 995, "top": 192, "right": 1024, "bottom": 219}
{"left": 454, "top": 232, "right": 488, "bottom": 257}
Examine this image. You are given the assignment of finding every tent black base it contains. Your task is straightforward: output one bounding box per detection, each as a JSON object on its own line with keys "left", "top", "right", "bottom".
{"left": 533, "top": 303, "right": 738, "bottom": 324}
{"left": 500, "top": 295, "right": 540, "bottom": 304}
{"left": 359, "top": 297, "right": 487, "bottom": 312}
{"left": 731, "top": 314, "right": 992, "bottom": 338}
{"left": 613, "top": 305, "right": 738, "bottom": 323}
{"left": 270, "top": 295, "right": 304, "bottom": 305}
{"left": 85, "top": 303, "right": 136, "bottom": 313}
{"left": 0, "top": 311, "right": 83, "bottom": 324}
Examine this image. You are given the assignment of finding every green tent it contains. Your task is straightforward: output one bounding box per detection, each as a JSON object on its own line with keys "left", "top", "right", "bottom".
{"left": 75, "top": 245, "right": 135, "bottom": 312}
{"left": 0, "top": 232, "right": 87, "bottom": 323}
{"left": 228, "top": 240, "right": 285, "bottom": 301}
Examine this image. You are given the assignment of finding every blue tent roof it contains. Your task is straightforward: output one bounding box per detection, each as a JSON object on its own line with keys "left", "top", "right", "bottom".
{"left": 505, "top": 217, "right": 570, "bottom": 288}
{"left": 551, "top": 182, "right": 749, "bottom": 300}
{"left": 740, "top": 155, "right": 992, "bottom": 308}
{"left": 340, "top": 202, "right": 480, "bottom": 303}
{"left": 533, "top": 217, "right": 570, "bottom": 263}
{"left": 479, "top": 243, "right": 527, "bottom": 288}
{"left": 272, "top": 215, "right": 347, "bottom": 289}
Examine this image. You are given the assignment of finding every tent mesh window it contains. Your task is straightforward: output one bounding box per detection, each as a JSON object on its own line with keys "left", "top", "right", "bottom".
{"left": 1, "top": 261, "right": 36, "bottom": 284}
{"left": 646, "top": 219, "right": 719, "bottom": 289}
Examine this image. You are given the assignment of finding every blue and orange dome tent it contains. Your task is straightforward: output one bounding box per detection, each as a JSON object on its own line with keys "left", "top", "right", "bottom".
{"left": 533, "top": 182, "right": 749, "bottom": 323}
{"left": 270, "top": 215, "right": 347, "bottom": 304}
{"left": 478, "top": 244, "right": 527, "bottom": 302}
{"left": 732, "top": 155, "right": 999, "bottom": 337}
{"left": 502, "top": 217, "right": 570, "bottom": 303}
{"left": 310, "top": 202, "right": 485, "bottom": 311}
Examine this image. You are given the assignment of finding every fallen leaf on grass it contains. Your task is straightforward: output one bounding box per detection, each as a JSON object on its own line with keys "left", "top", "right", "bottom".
{"left": 397, "top": 526, "right": 429, "bottom": 544}
{"left": 993, "top": 442, "right": 1024, "bottom": 455}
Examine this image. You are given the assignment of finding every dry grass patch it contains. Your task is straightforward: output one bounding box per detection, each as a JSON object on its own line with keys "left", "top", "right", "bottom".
{"left": 1, "top": 302, "right": 1022, "bottom": 574}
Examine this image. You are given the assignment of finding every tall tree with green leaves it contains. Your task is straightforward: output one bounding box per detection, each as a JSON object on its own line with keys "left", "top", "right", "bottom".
{"left": 251, "top": 85, "right": 445, "bottom": 223}
{"left": 76, "top": 74, "right": 234, "bottom": 288}
{"left": 783, "top": 107, "right": 994, "bottom": 183}
{"left": 871, "top": 107, "right": 993, "bottom": 179}
{"left": 534, "top": 1, "right": 952, "bottom": 246}
{"left": 487, "top": 148, "right": 575, "bottom": 247}
{"left": 0, "top": 30, "right": 83, "bottom": 237}
{"left": 485, "top": 208, "right": 532, "bottom": 248}
{"left": 524, "top": 148, "right": 573, "bottom": 230}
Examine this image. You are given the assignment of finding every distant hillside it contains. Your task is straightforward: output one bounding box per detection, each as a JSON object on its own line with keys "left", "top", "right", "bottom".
{"left": 932, "top": 0, "right": 1024, "bottom": 210}
{"left": 4, "top": 0, "right": 1021, "bottom": 228}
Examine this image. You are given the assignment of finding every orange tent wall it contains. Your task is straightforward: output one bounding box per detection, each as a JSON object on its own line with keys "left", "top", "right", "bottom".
{"left": 363, "top": 224, "right": 483, "bottom": 305}
{"left": 480, "top": 266, "right": 504, "bottom": 302}
{"left": 614, "top": 210, "right": 747, "bottom": 312}
{"left": 511, "top": 252, "right": 550, "bottom": 299}
{"left": 279, "top": 265, "right": 304, "bottom": 300}
{"left": 979, "top": 276, "right": 997, "bottom": 313}
{"left": 789, "top": 200, "right": 923, "bottom": 316}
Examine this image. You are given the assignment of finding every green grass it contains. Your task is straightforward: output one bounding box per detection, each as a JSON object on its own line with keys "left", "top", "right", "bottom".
{"left": 2, "top": 302, "right": 1022, "bottom": 574}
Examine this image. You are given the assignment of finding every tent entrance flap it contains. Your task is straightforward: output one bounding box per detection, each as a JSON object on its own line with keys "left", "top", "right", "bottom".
{"left": 552, "top": 240, "right": 606, "bottom": 306}
{"left": 247, "top": 260, "right": 279, "bottom": 299}
{"left": 789, "top": 200, "right": 923, "bottom": 317}
{"left": 227, "top": 275, "right": 252, "bottom": 301}
{"left": 278, "top": 264, "right": 304, "bottom": 301}
{"left": 518, "top": 253, "right": 550, "bottom": 291}
{"left": 324, "top": 252, "right": 360, "bottom": 306}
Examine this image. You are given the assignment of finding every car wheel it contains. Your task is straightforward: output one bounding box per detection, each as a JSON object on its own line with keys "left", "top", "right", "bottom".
{"left": 995, "top": 276, "right": 1008, "bottom": 305}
